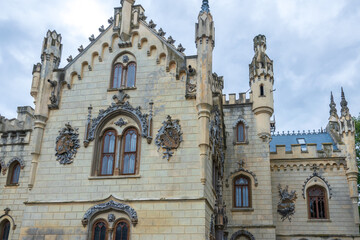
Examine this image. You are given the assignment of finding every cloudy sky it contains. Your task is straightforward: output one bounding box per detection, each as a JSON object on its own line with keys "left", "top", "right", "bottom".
{"left": 0, "top": 0, "right": 359, "bottom": 133}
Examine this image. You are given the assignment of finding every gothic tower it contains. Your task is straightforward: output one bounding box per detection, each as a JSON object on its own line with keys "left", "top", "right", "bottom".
{"left": 249, "top": 35, "right": 274, "bottom": 139}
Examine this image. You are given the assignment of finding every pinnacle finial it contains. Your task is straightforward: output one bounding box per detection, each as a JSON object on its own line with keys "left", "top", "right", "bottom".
{"left": 340, "top": 87, "right": 349, "bottom": 116}
{"left": 329, "top": 92, "right": 337, "bottom": 117}
{"left": 200, "top": 0, "right": 210, "bottom": 13}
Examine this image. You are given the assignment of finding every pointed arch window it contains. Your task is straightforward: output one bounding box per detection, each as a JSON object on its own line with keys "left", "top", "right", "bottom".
{"left": 114, "top": 220, "right": 130, "bottom": 240}
{"left": 234, "top": 176, "right": 251, "bottom": 208}
{"left": 307, "top": 186, "right": 328, "bottom": 219}
{"left": 121, "top": 128, "right": 138, "bottom": 175}
{"left": 237, "top": 122, "right": 245, "bottom": 142}
{"left": 113, "top": 64, "right": 123, "bottom": 89}
{"left": 0, "top": 220, "right": 10, "bottom": 240}
{"left": 111, "top": 62, "right": 136, "bottom": 89}
{"left": 92, "top": 220, "right": 107, "bottom": 240}
{"left": 7, "top": 162, "right": 21, "bottom": 185}
{"left": 100, "top": 130, "right": 117, "bottom": 176}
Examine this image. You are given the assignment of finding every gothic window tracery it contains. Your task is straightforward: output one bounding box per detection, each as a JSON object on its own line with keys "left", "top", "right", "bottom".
{"left": 100, "top": 129, "right": 117, "bottom": 176}
{"left": 237, "top": 122, "right": 245, "bottom": 142}
{"left": 111, "top": 54, "right": 137, "bottom": 89}
{"left": 307, "top": 186, "right": 328, "bottom": 219}
{"left": 233, "top": 175, "right": 251, "bottom": 208}
{"left": 121, "top": 128, "right": 138, "bottom": 175}
{"left": 92, "top": 220, "right": 108, "bottom": 240}
{"left": 114, "top": 220, "right": 130, "bottom": 240}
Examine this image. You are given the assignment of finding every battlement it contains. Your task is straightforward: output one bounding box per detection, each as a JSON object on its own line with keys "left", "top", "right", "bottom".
{"left": 222, "top": 92, "right": 251, "bottom": 105}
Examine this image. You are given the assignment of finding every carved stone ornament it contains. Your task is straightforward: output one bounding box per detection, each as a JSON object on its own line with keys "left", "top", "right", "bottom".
{"left": 225, "top": 160, "right": 258, "bottom": 188}
{"left": 230, "top": 230, "right": 255, "bottom": 240}
{"left": 2, "top": 157, "right": 26, "bottom": 174}
{"left": 82, "top": 200, "right": 138, "bottom": 227}
{"left": 0, "top": 158, "right": 6, "bottom": 175}
{"left": 302, "top": 170, "right": 332, "bottom": 199}
{"left": 55, "top": 123, "right": 80, "bottom": 165}
{"left": 84, "top": 90, "right": 152, "bottom": 147}
{"left": 114, "top": 118, "right": 128, "bottom": 127}
{"left": 0, "top": 208, "right": 16, "bottom": 230}
{"left": 209, "top": 106, "right": 225, "bottom": 176}
{"left": 277, "top": 184, "right": 297, "bottom": 222}
{"left": 108, "top": 213, "right": 115, "bottom": 222}
{"left": 155, "top": 115, "right": 183, "bottom": 161}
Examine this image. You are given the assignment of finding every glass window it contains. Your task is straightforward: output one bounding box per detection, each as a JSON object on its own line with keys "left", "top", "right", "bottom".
{"left": 260, "top": 85, "right": 265, "bottom": 96}
{"left": 113, "top": 64, "right": 123, "bottom": 89}
{"left": 92, "top": 221, "right": 107, "bottom": 240}
{"left": 307, "top": 186, "right": 328, "bottom": 219}
{"left": 234, "top": 176, "right": 250, "bottom": 208}
{"left": 237, "top": 123, "right": 245, "bottom": 142}
{"left": 122, "top": 129, "right": 138, "bottom": 175}
{"left": 100, "top": 130, "right": 117, "bottom": 176}
{"left": 114, "top": 221, "right": 129, "bottom": 240}
{"left": 297, "top": 138, "right": 307, "bottom": 151}
{"left": 0, "top": 220, "right": 10, "bottom": 240}
{"left": 8, "top": 162, "right": 21, "bottom": 185}
{"left": 126, "top": 63, "right": 136, "bottom": 88}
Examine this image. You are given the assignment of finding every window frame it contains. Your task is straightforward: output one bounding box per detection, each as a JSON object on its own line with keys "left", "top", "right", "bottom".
{"left": 236, "top": 122, "right": 246, "bottom": 143}
{"left": 113, "top": 219, "right": 130, "bottom": 240}
{"left": 233, "top": 175, "right": 252, "bottom": 208}
{"left": 7, "top": 161, "right": 21, "bottom": 186}
{"left": 120, "top": 127, "right": 139, "bottom": 175}
{"left": 110, "top": 61, "right": 137, "bottom": 90}
{"left": 99, "top": 129, "right": 117, "bottom": 176}
{"left": 0, "top": 219, "right": 10, "bottom": 240}
{"left": 112, "top": 63, "right": 124, "bottom": 89}
{"left": 91, "top": 219, "right": 108, "bottom": 240}
{"left": 307, "top": 185, "right": 329, "bottom": 220}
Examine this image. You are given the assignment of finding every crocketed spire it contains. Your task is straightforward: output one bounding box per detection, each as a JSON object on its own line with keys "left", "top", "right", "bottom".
{"left": 200, "top": 0, "right": 210, "bottom": 13}
{"left": 329, "top": 92, "right": 338, "bottom": 117}
{"left": 340, "top": 87, "right": 349, "bottom": 116}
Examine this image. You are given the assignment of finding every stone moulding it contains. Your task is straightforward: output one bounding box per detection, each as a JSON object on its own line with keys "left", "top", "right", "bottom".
{"left": 302, "top": 171, "right": 333, "bottom": 199}
{"left": 0, "top": 208, "right": 16, "bottom": 230}
{"left": 82, "top": 200, "right": 138, "bottom": 227}
{"left": 2, "top": 157, "right": 26, "bottom": 174}
{"left": 55, "top": 123, "right": 80, "bottom": 165}
{"left": 225, "top": 167, "right": 258, "bottom": 188}
{"left": 84, "top": 100, "right": 151, "bottom": 147}
{"left": 270, "top": 161, "right": 347, "bottom": 172}
{"left": 230, "top": 230, "right": 255, "bottom": 240}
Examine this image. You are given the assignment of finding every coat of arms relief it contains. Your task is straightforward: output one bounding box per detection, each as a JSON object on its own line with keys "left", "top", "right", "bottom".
{"left": 55, "top": 123, "right": 80, "bottom": 165}
{"left": 155, "top": 115, "right": 183, "bottom": 160}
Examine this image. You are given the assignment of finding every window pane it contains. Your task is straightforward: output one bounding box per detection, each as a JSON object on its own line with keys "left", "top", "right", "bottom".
{"left": 12, "top": 164, "right": 21, "bottom": 184}
{"left": 130, "top": 133, "right": 137, "bottom": 151}
{"left": 107, "top": 156, "right": 114, "bottom": 175}
{"left": 113, "top": 65, "right": 122, "bottom": 89}
{"left": 238, "top": 124, "right": 244, "bottom": 142}
{"left": 115, "top": 222, "right": 129, "bottom": 240}
{"left": 103, "top": 134, "right": 110, "bottom": 153}
{"left": 236, "top": 186, "right": 242, "bottom": 207}
{"left": 93, "top": 222, "right": 107, "bottom": 240}
{"left": 125, "top": 134, "right": 131, "bottom": 152}
{"left": 243, "top": 186, "right": 249, "bottom": 207}
{"left": 101, "top": 156, "right": 108, "bottom": 175}
{"left": 123, "top": 155, "right": 130, "bottom": 174}
{"left": 109, "top": 134, "right": 115, "bottom": 153}
{"left": 126, "top": 63, "right": 136, "bottom": 87}
{"left": 129, "top": 154, "right": 136, "bottom": 174}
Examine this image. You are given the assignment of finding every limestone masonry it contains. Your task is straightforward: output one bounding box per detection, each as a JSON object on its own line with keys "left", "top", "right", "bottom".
{"left": 0, "top": 0, "right": 359, "bottom": 239}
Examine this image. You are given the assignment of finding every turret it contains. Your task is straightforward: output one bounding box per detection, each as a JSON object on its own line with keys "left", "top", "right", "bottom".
{"left": 196, "top": 0, "right": 215, "bottom": 107}
{"left": 249, "top": 35, "right": 274, "bottom": 140}
{"left": 327, "top": 92, "right": 341, "bottom": 142}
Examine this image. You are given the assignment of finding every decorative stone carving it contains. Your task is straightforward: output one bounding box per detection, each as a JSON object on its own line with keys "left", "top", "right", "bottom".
{"left": 89, "top": 34, "right": 95, "bottom": 42}
{"left": 108, "top": 213, "right": 115, "bottom": 223}
{"left": 78, "top": 45, "right": 84, "bottom": 53}
{"left": 158, "top": 28, "right": 166, "bottom": 37}
{"left": 4, "top": 157, "right": 26, "bottom": 174}
{"left": 177, "top": 44, "right": 185, "bottom": 53}
{"left": 225, "top": 160, "right": 258, "bottom": 188}
{"left": 99, "top": 25, "right": 105, "bottom": 33}
{"left": 209, "top": 106, "right": 225, "bottom": 175}
{"left": 114, "top": 118, "right": 128, "bottom": 127}
{"left": 55, "top": 123, "right": 80, "bottom": 165}
{"left": 139, "top": 12, "right": 147, "bottom": 21}
{"left": 148, "top": 20, "right": 157, "bottom": 29}
{"left": 155, "top": 115, "right": 183, "bottom": 160}
{"left": 211, "top": 72, "right": 224, "bottom": 95}
{"left": 66, "top": 55, "right": 73, "bottom": 63}
{"left": 0, "top": 158, "right": 5, "bottom": 175}
{"left": 123, "top": 55, "right": 129, "bottom": 63}
{"left": 82, "top": 200, "right": 138, "bottom": 227}
{"left": 108, "top": 17, "right": 114, "bottom": 24}
{"left": 302, "top": 169, "right": 333, "bottom": 199}
{"left": 277, "top": 184, "right": 297, "bottom": 222}
{"left": 167, "top": 36, "right": 175, "bottom": 45}
{"left": 84, "top": 90, "right": 152, "bottom": 147}
{"left": 230, "top": 230, "right": 255, "bottom": 240}
{"left": 185, "top": 65, "right": 196, "bottom": 99}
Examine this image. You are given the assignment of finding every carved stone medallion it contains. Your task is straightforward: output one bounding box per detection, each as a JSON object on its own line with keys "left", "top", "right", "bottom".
{"left": 155, "top": 115, "right": 182, "bottom": 160}
{"left": 277, "top": 184, "right": 297, "bottom": 222}
{"left": 55, "top": 123, "right": 80, "bottom": 165}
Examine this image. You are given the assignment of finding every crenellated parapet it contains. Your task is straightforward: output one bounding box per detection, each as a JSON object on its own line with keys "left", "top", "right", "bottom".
{"left": 222, "top": 93, "right": 251, "bottom": 105}
{"left": 0, "top": 106, "right": 34, "bottom": 146}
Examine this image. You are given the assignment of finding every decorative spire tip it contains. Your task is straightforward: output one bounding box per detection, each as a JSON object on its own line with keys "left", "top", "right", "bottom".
{"left": 200, "top": 0, "right": 210, "bottom": 13}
